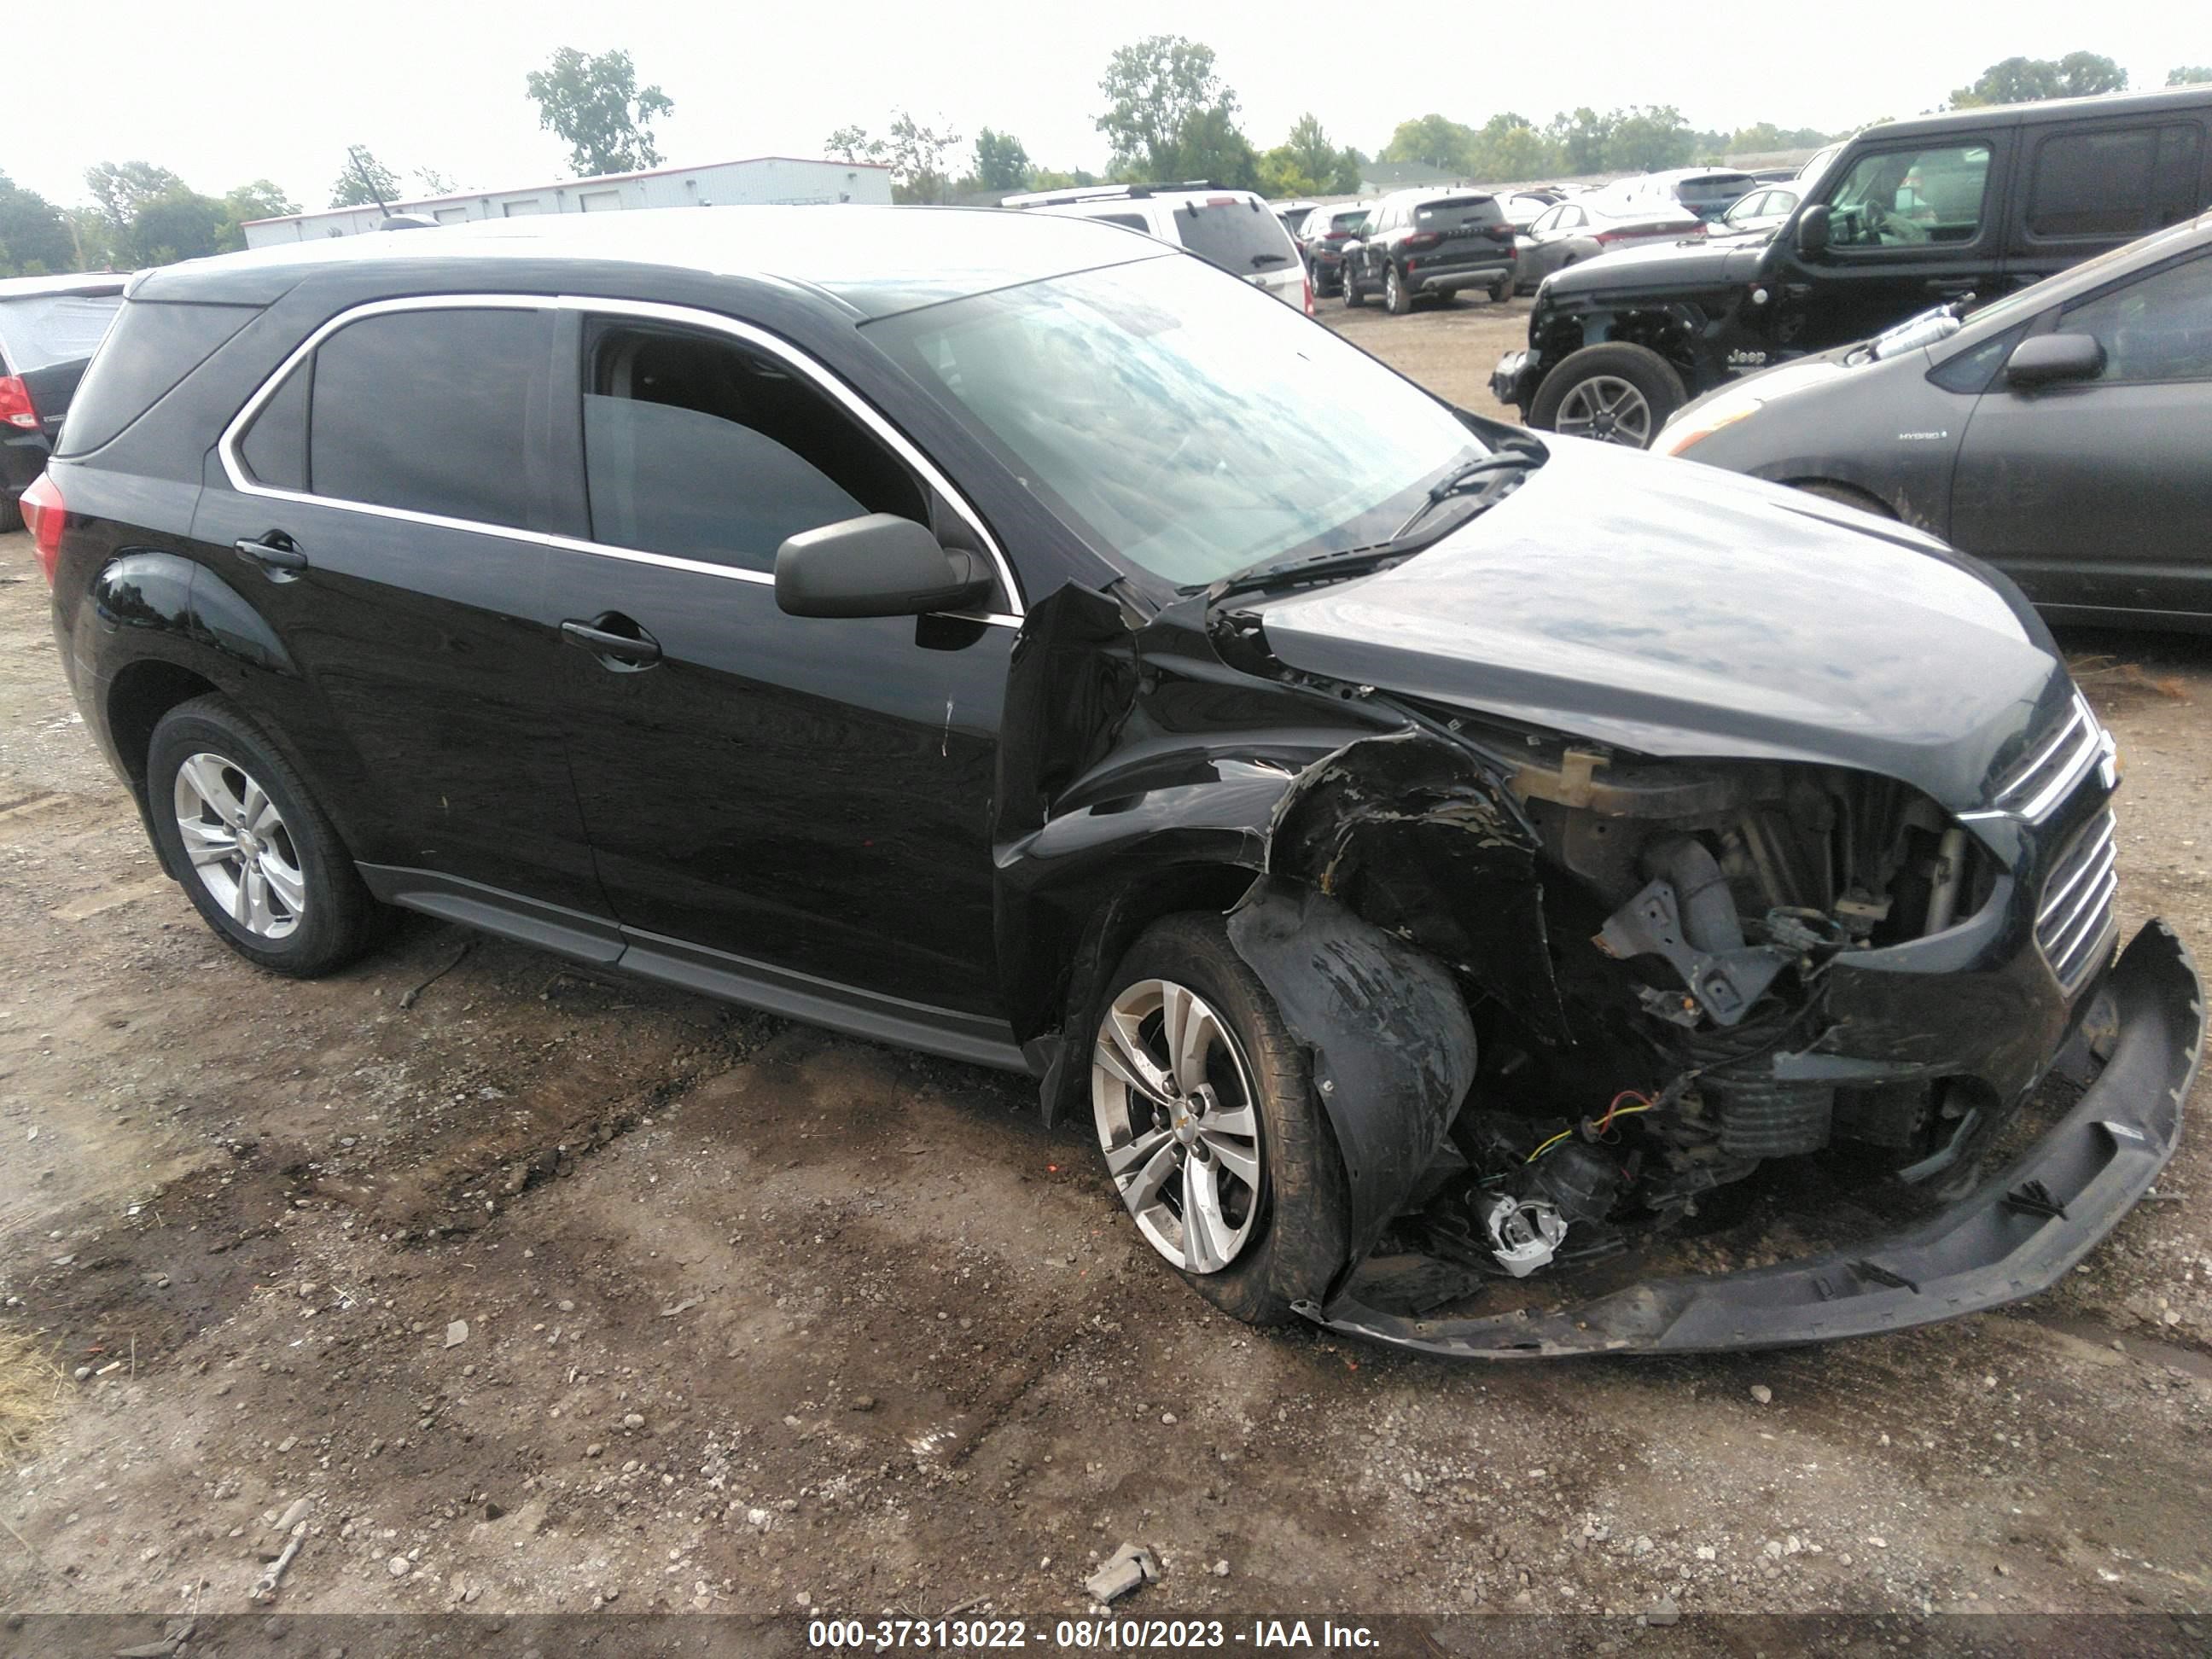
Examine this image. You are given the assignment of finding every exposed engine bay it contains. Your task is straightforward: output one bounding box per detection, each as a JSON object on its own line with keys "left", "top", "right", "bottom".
{"left": 1406, "top": 728, "right": 2006, "bottom": 1284}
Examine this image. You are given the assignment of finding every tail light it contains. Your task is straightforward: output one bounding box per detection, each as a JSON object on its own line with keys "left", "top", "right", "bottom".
{"left": 1303, "top": 275, "right": 1315, "bottom": 317}
{"left": 1592, "top": 230, "right": 1634, "bottom": 246}
{"left": 18, "top": 471, "right": 66, "bottom": 584}
{"left": 0, "top": 375, "right": 38, "bottom": 432}
{"left": 1324, "top": 230, "right": 1349, "bottom": 241}
{"left": 1483, "top": 223, "right": 1516, "bottom": 242}
{"left": 1403, "top": 231, "right": 1442, "bottom": 252}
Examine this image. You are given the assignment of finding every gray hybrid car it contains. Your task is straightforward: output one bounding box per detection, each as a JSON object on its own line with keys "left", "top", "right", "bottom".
{"left": 1658, "top": 211, "right": 2212, "bottom": 630}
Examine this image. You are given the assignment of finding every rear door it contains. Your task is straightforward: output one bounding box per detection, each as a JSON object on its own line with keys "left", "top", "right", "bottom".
{"left": 1776, "top": 131, "right": 2008, "bottom": 350}
{"left": 195, "top": 300, "right": 609, "bottom": 923}
{"left": 1948, "top": 247, "right": 2212, "bottom": 621}
{"left": 544, "top": 304, "right": 1017, "bottom": 1033}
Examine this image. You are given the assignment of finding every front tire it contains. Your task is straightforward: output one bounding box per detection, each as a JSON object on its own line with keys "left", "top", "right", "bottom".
{"left": 1091, "top": 915, "right": 1348, "bottom": 1325}
{"left": 1527, "top": 342, "right": 1686, "bottom": 449}
{"left": 1342, "top": 265, "right": 1364, "bottom": 308}
{"left": 147, "top": 696, "right": 384, "bottom": 977}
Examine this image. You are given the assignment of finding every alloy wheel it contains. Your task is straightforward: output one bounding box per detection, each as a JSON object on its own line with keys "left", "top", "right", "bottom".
{"left": 1091, "top": 978, "right": 1266, "bottom": 1273}
{"left": 1553, "top": 374, "right": 1655, "bottom": 446}
{"left": 172, "top": 751, "right": 306, "bottom": 940}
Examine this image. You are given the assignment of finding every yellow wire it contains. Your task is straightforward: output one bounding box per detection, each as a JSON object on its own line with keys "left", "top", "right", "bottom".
{"left": 1526, "top": 1102, "right": 1656, "bottom": 1163}
{"left": 1526, "top": 1130, "right": 1575, "bottom": 1163}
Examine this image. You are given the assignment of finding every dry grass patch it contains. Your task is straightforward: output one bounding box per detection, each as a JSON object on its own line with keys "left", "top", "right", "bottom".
{"left": 0, "top": 1328, "right": 64, "bottom": 1462}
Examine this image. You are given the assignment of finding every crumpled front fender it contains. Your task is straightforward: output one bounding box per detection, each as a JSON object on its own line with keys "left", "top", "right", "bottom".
{"left": 1227, "top": 881, "right": 1478, "bottom": 1271}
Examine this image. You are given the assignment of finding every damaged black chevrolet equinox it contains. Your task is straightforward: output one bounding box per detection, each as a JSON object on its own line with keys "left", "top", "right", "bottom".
{"left": 34, "top": 207, "right": 2203, "bottom": 1357}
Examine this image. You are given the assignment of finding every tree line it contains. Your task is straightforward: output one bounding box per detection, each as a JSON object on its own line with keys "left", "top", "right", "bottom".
{"left": 830, "top": 43, "right": 2212, "bottom": 206}
{"left": 0, "top": 46, "right": 673, "bottom": 277}
{"left": 7, "top": 44, "right": 2209, "bottom": 277}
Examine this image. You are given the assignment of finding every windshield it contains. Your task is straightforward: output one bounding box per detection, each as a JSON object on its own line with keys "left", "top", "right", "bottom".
{"left": 867, "top": 254, "right": 1482, "bottom": 587}
{"left": 0, "top": 293, "right": 123, "bottom": 374}
{"left": 1172, "top": 199, "right": 1296, "bottom": 273}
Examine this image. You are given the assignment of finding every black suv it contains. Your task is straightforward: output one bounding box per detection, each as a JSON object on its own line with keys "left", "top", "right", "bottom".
{"left": 1342, "top": 189, "right": 1516, "bottom": 313}
{"left": 1495, "top": 84, "right": 2212, "bottom": 445}
{"left": 1, "top": 275, "right": 125, "bottom": 532}
{"left": 32, "top": 207, "right": 2198, "bottom": 1359}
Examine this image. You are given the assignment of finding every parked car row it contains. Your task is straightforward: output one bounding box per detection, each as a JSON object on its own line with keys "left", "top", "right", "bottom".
{"left": 27, "top": 201, "right": 2197, "bottom": 1360}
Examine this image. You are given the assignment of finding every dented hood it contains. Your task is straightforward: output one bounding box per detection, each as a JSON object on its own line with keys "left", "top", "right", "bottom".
{"left": 1250, "top": 437, "right": 2069, "bottom": 810}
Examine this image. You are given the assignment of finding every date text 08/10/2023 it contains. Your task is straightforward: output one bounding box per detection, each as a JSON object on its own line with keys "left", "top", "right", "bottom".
{"left": 806, "top": 1617, "right": 1382, "bottom": 1650}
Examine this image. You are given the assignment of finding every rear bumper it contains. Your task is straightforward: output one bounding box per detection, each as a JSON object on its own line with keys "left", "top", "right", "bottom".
{"left": 1413, "top": 260, "right": 1513, "bottom": 295}
{"left": 1295, "top": 919, "right": 2203, "bottom": 1357}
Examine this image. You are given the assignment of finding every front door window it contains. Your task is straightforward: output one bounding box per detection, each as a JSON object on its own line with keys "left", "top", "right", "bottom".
{"left": 1826, "top": 143, "right": 1993, "bottom": 248}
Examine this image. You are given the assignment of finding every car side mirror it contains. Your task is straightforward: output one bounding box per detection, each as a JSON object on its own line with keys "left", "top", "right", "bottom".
{"left": 2004, "top": 332, "right": 2105, "bottom": 388}
{"left": 774, "top": 514, "right": 992, "bottom": 619}
{"left": 1795, "top": 204, "right": 1831, "bottom": 257}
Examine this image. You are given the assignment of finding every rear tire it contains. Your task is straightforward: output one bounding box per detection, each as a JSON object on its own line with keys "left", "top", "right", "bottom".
{"left": 1488, "top": 278, "right": 1510, "bottom": 303}
{"left": 1527, "top": 343, "right": 1687, "bottom": 449}
{"left": 1384, "top": 263, "right": 1413, "bottom": 316}
{"left": 147, "top": 696, "right": 385, "bottom": 978}
{"left": 1090, "top": 914, "right": 1349, "bottom": 1326}
{"left": 0, "top": 492, "right": 20, "bottom": 536}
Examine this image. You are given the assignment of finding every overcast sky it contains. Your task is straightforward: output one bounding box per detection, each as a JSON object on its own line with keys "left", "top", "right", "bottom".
{"left": 12, "top": 1, "right": 2203, "bottom": 210}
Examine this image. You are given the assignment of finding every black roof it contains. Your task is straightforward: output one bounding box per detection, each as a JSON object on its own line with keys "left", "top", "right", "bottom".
{"left": 129, "top": 205, "right": 1170, "bottom": 320}
{"left": 1860, "top": 83, "right": 2212, "bottom": 143}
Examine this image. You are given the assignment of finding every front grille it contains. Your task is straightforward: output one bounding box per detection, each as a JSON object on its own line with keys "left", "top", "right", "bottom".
{"left": 2037, "top": 806, "right": 2119, "bottom": 994}
{"left": 1993, "top": 694, "right": 2106, "bottom": 818}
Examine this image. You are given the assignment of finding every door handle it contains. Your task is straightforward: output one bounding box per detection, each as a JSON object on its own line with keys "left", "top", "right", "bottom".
{"left": 233, "top": 533, "right": 308, "bottom": 577}
{"left": 561, "top": 614, "right": 662, "bottom": 670}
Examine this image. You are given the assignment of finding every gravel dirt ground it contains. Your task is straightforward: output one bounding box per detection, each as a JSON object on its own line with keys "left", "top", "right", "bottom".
{"left": 2, "top": 302, "right": 2209, "bottom": 1633}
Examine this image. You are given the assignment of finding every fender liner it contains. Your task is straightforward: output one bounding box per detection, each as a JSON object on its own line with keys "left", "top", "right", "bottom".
{"left": 1227, "top": 881, "right": 1478, "bottom": 1271}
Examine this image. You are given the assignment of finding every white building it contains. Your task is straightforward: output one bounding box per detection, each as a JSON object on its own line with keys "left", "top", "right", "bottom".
{"left": 242, "top": 155, "right": 895, "bottom": 248}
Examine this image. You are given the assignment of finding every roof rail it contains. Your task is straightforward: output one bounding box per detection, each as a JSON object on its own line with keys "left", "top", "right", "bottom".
{"left": 1000, "top": 179, "right": 1231, "bottom": 209}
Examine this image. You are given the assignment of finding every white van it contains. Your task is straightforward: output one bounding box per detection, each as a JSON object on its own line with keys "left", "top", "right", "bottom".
{"left": 1003, "top": 184, "right": 1313, "bottom": 313}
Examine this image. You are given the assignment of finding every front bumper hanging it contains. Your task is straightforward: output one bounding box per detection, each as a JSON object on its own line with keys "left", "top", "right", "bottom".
{"left": 1295, "top": 920, "right": 2203, "bottom": 1358}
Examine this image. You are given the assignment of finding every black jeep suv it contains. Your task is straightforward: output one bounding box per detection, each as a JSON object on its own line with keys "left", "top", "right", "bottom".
{"left": 30, "top": 207, "right": 2198, "bottom": 1358}
{"left": 1495, "top": 84, "right": 2212, "bottom": 445}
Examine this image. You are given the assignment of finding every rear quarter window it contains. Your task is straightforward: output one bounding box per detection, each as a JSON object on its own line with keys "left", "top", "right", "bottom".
{"left": 1172, "top": 201, "right": 1296, "bottom": 274}
{"left": 54, "top": 300, "right": 254, "bottom": 457}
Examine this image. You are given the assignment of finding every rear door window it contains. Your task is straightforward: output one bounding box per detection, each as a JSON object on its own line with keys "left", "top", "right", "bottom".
{"left": 1093, "top": 212, "right": 1148, "bottom": 231}
{"left": 305, "top": 307, "right": 551, "bottom": 532}
{"left": 1172, "top": 200, "right": 1295, "bottom": 274}
{"left": 2028, "top": 123, "right": 2204, "bottom": 240}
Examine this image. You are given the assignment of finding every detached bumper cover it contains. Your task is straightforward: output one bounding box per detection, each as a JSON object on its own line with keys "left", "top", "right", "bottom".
{"left": 1490, "top": 349, "right": 1536, "bottom": 408}
{"left": 1295, "top": 920, "right": 2203, "bottom": 1358}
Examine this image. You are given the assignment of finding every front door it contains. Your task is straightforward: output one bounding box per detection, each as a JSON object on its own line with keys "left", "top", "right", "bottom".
{"left": 1777, "top": 131, "right": 2007, "bottom": 352}
{"left": 546, "top": 308, "right": 1015, "bottom": 1027}
{"left": 1949, "top": 247, "right": 2212, "bottom": 622}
